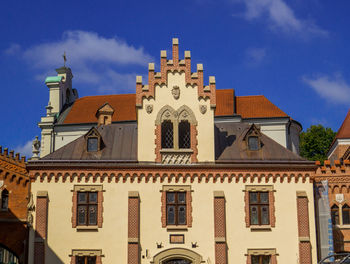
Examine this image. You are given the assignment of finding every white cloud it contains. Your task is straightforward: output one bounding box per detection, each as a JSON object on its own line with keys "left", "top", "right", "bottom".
{"left": 234, "top": 0, "right": 328, "bottom": 37}
{"left": 6, "top": 30, "right": 153, "bottom": 93}
{"left": 14, "top": 140, "right": 33, "bottom": 158}
{"left": 303, "top": 74, "right": 350, "bottom": 104}
{"left": 245, "top": 47, "right": 266, "bottom": 65}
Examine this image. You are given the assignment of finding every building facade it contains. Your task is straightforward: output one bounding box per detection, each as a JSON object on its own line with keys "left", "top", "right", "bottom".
{"left": 0, "top": 146, "right": 31, "bottom": 264}
{"left": 28, "top": 39, "right": 317, "bottom": 264}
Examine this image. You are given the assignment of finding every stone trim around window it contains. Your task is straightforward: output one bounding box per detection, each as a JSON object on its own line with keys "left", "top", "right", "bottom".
{"left": 71, "top": 185, "right": 103, "bottom": 228}
{"left": 161, "top": 185, "right": 192, "bottom": 228}
{"left": 70, "top": 249, "right": 102, "bottom": 264}
{"left": 244, "top": 185, "right": 276, "bottom": 228}
{"left": 246, "top": 249, "right": 277, "bottom": 264}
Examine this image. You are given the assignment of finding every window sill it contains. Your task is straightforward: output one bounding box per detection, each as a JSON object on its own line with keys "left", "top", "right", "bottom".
{"left": 76, "top": 225, "right": 98, "bottom": 231}
{"left": 166, "top": 225, "right": 188, "bottom": 231}
{"left": 160, "top": 149, "right": 193, "bottom": 153}
{"left": 250, "top": 225, "right": 272, "bottom": 231}
{"left": 334, "top": 224, "right": 350, "bottom": 229}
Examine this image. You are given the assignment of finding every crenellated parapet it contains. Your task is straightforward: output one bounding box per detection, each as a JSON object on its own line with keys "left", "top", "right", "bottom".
{"left": 315, "top": 159, "right": 350, "bottom": 186}
{"left": 0, "top": 146, "right": 29, "bottom": 186}
{"left": 136, "top": 38, "right": 216, "bottom": 108}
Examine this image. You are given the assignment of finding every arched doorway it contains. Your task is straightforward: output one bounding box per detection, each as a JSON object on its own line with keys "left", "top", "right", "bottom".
{"left": 164, "top": 259, "right": 191, "bottom": 264}
{"left": 152, "top": 248, "right": 202, "bottom": 264}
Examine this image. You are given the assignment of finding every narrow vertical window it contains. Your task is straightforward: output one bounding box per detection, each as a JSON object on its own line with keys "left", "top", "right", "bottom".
{"left": 248, "top": 136, "right": 259, "bottom": 151}
{"left": 1, "top": 189, "right": 9, "bottom": 210}
{"left": 343, "top": 204, "right": 350, "bottom": 225}
{"left": 249, "top": 192, "right": 269, "bottom": 225}
{"left": 178, "top": 120, "right": 191, "bottom": 149}
{"left": 166, "top": 192, "right": 186, "bottom": 225}
{"left": 331, "top": 204, "right": 339, "bottom": 225}
{"left": 161, "top": 121, "right": 174, "bottom": 149}
{"left": 77, "top": 192, "right": 98, "bottom": 226}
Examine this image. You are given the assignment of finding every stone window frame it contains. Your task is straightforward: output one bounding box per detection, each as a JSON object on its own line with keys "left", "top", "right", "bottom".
{"left": 151, "top": 248, "right": 202, "bottom": 264}
{"left": 243, "top": 124, "right": 262, "bottom": 152}
{"left": 72, "top": 185, "right": 103, "bottom": 230}
{"left": 246, "top": 249, "right": 277, "bottom": 264}
{"left": 84, "top": 127, "right": 102, "bottom": 152}
{"left": 70, "top": 249, "right": 102, "bottom": 264}
{"left": 155, "top": 105, "right": 198, "bottom": 163}
{"left": 244, "top": 186, "right": 276, "bottom": 229}
{"left": 161, "top": 185, "right": 192, "bottom": 229}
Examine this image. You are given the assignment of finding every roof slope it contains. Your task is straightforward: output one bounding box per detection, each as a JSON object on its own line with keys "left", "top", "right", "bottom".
{"left": 215, "top": 122, "right": 304, "bottom": 161}
{"left": 60, "top": 89, "right": 289, "bottom": 125}
{"left": 335, "top": 109, "right": 350, "bottom": 139}
{"left": 235, "top": 95, "right": 288, "bottom": 119}
{"left": 42, "top": 123, "right": 137, "bottom": 161}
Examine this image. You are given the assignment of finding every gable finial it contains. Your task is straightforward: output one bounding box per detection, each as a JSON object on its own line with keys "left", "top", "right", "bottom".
{"left": 63, "top": 51, "right": 67, "bottom": 67}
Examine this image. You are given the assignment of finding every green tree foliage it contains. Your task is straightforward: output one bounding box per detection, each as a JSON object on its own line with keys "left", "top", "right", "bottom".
{"left": 300, "top": 125, "right": 336, "bottom": 162}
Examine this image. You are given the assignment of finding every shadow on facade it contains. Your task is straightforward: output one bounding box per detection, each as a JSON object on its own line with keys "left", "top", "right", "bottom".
{"left": 214, "top": 126, "right": 236, "bottom": 159}
{"left": 0, "top": 208, "right": 28, "bottom": 264}
{"left": 333, "top": 226, "right": 345, "bottom": 252}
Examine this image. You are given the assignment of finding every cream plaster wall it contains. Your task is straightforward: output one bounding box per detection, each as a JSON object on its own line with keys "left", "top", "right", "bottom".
{"left": 137, "top": 71, "right": 215, "bottom": 162}
{"left": 29, "top": 176, "right": 317, "bottom": 264}
{"left": 260, "top": 124, "right": 287, "bottom": 148}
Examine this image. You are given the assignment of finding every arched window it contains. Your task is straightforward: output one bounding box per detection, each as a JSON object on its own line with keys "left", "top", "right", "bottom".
{"left": 331, "top": 204, "right": 339, "bottom": 225}
{"left": 161, "top": 121, "right": 174, "bottom": 149}
{"left": 343, "top": 204, "right": 350, "bottom": 225}
{"left": 1, "top": 189, "right": 8, "bottom": 210}
{"left": 179, "top": 121, "right": 191, "bottom": 149}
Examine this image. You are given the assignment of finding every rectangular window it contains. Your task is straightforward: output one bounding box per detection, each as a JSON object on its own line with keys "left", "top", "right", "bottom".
{"left": 76, "top": 256, "right": 96, "bottom": 264}
{"left": 166, "top": 192, "right": 186, "bottom": 225}
{"left": 77, "top": 192, "right": 98, "bottom": 226}
{"left": 251, "top": 255, "right": 271, "bottom": 264}
{"left": 249, "top": 192, "right": 269, "bottom": 225}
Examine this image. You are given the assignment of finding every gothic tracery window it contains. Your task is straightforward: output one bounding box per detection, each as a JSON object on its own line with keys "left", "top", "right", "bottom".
{"left": 179, "top": 121, "right": 190, "bottom": 149}
{"left": 161, "top": 121, "right": 174, "bottom": 149}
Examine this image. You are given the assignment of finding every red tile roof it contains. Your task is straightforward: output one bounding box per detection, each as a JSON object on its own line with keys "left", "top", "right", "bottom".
{"left": 335, "top": 110, "right": 350, "bottom": 139}
{"left": 63, "top": 89, "right": 289, "bottom": 124}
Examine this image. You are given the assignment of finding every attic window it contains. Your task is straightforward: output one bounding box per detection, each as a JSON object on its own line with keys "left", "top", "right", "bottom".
{"left": 87, "top": 137, "right": 98, "bottom": 152}
{"left": 248, "top": 136, "right": 259, "bottom": 151}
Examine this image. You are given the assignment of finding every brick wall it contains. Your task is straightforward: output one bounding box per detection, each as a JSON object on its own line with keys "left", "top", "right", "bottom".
{"left": 214, "top": 191, "right": 227, "bottom": 264}
{"left": 34, "top": 192, "right": 48, "bottom": 264}
{"left": 128, "top": 191, "right": 140, "bottom": 264}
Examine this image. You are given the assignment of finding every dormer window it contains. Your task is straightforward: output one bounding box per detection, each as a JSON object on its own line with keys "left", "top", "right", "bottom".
{"left": 85, "top": 127, "right": 102, "bottom": 152}
{"left": 248, "top": 136, "right": 259, "bottom": 151}
{"left": 244, "top": 124, "right": 262, "bottom": 151}
{"left": 87, "top": 137, "right": 98, "bottom": 152}
{"left": 96, "top": 102, "right": 114, "bottom": 126}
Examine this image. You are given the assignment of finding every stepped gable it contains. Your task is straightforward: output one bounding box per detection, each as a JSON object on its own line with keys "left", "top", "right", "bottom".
{"left": 215, "top": 123, "right": 305, "bottom": 162}
{"left": 0, "top": 146, "right": 28, "bottom": 179}
{"left": 60, "top": 90, "right": 289, "bottom": 124}
{"left": 41, "top": 123, "right": 137, "bottom": 161}
{"left": 335, "top": 109, "right": 350, "bottom": 139}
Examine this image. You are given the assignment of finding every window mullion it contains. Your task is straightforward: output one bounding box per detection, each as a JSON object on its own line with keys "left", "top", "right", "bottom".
{"left": 174, "top": 121, "right": 179, "bottom": 149}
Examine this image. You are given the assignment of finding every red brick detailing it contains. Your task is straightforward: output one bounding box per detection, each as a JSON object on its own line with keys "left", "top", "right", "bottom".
{"left": 30, "top": 168, "right": 314, "bottom": 184}
{"left": 244, "top": 191, "right": 250, "bottom": 227}
{"left": 214, "top": 197, "right": 226, "bottom": 238}
{"left": 97, "top": 191, "right": 103, "bottom": 228}
{"left": 296, "top": 194, "right": 312, "bottom": 264}
{"left": 96, "top": 256, "right": 102, "bottom": 264}
{"left": 186, "top": 190, "right": 193, "bottom": 227}
{"left": 190, "top": 125, "right": 198, "bottom": 163}
{"left": 269, "top": 191, "right": 276, "bottom": 227}
{"left": 128, "top": 193, "right": 140, "bottom": 264}
{"left": 34, "top": 194, "right": 48, "bottom": 264}
{"left": 155, "top": 125, "right": 162, "bottom": 163}
{"left": 136, "top": 40, "right": 216, "bottom": 108}
{"left": 246, "top": 255, "right": 251, "bottom": 264}
{"left": 128, "top": 243, "right": 139, "bottom": 264}
{"left": 214, "top": 195, "right": 227, "bottom": 264}
{"left": 128, "top": 196, "right": 139, "bottom": 239}
{"left": 215, "top": 243, "right": 227, "bottom": 264}
{"left": 72, "top": 191, "right": 77, "bottom": 228}
{"left": 271, "top": 254, "right": 277, "bottom": 264}
{"left": 161, "top": 191, "right": 166, "bottom": 227}
{"left": 70, "top": 256, "right": 76, "bottom": 264}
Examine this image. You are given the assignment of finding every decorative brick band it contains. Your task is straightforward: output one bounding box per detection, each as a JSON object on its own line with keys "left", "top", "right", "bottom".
{"left": 34, "top": 191, "right": 48, "bottom": 264}
{"left": 214, "top": 192, "right": 227, "bottom": 264}
{"left": 128, "top": 191, "right": 140, "bottom": 264}
{"left": 190, "top": 124, "right": 198, "bottom": 163}
{"left": 296, "top": 192, "right": 312, "bottom": 264}
{"left": 72, "top": 191, "right": 77, "bottom": 228}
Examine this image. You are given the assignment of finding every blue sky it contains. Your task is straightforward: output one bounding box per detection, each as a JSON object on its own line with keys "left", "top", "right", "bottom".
{"left": 1, "top": 0, "right": 349, "bottom": 157}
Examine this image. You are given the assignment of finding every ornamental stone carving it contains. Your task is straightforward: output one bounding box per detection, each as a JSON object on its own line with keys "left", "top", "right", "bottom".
{"left": 171, "top": 85, "right": 180, "bottom": 100}
{"left": 146, "top": 104, "right": 153, "bottom": 114}
{"left": 199, "top": 105, "right": 207, "bottom": 114}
